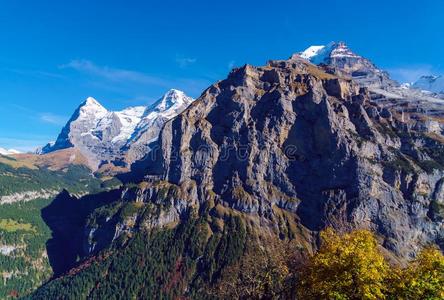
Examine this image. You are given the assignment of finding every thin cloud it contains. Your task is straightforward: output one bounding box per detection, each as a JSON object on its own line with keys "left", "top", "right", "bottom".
{"left": 61, "top": 59, "right": 172, "bottom": 87}
{"left": 228, "top": 60, "right": 236, "bottom": 70}
{"left": 175, "top": 56, "right": 197, "bottom": 68}
{"left": 5, "top": 68, "right": 65, "bottom": 79}
{"left": 4, "top": 104, "right": 67, "bottom": 127}
{"left": 39, "top": 113, "right": 67, "bottom": 126}
{"left": 60, "top": 59, "right": 211, "bottom": 98}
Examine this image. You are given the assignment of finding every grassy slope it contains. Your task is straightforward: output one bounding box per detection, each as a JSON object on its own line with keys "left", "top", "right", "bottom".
{"left": 0, "top": 161, "right": 102, "bottom": 197}
{"left": 0, "top": 160, "right": 119, "bottom": 299}
{"left": 0, "top": 198, "right": 53, "bottom": 299}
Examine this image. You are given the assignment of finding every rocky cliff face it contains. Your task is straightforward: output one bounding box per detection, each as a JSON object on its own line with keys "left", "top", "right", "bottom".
{"left": 37, "top": 47, "right": 444, "bottom": 275}
{"left": 132, "top": 56, "right": 444, "bottom": 259}
{"left": 32, "top": 48, "right": 444, "bottom": 299}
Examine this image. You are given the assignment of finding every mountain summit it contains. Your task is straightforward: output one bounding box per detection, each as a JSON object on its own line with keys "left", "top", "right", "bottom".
{"left": 413, "top": 75, "right": 444, "bottom": 94}
{"left": 33, "top": 49, "right": 444, "bottom": 299}
{"left": 41, "top": 89, "right": 194, "bottom": 171}
{"left": 0, "top": 147, "right": 20, "bottom": 156}
{"left": 83, "top": 96, "right": 106, "bottom": 109}
{"left": 148, "top": 89, "right": 192, "bottom": 112}
{"left": 296, "top": 41, "right": 396, "bottom": 89}
{"left": 124, "top": 89, "right": 194, "bottom": 163}
{"left": 299, "top": 41, "right": 360, "bottom": 64}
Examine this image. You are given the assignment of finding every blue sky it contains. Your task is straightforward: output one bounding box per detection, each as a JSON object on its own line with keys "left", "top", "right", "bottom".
{"left": 1, "top": 0, "right": 443, "bottom": 151}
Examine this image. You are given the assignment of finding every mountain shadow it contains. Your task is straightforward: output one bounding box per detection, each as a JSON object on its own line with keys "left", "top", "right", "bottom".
{"left": 41, "top": 189, "right": 121, "bottom": 276}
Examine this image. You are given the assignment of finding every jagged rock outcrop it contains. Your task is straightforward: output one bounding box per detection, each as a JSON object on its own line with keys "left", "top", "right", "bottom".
{"left": 136, "top": 56, "right": 444, "bottom": 259}
{"left": 30, "top": 47, "right": 444, "bottom": 299}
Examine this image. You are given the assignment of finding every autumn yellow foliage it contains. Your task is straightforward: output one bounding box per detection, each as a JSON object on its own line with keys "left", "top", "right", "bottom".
{"left": 296, "top": 228, "right": 444, "bottom": 300}
{"left": 389, "top": 247, "right": 444, "bottom": 300}
{"left": 296, "top": 228, "right": 390, "bottom": 300}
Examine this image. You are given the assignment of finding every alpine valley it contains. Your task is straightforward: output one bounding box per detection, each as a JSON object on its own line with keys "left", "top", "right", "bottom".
{"left": 1, "top": 42, "right": 444, "bottom": 299}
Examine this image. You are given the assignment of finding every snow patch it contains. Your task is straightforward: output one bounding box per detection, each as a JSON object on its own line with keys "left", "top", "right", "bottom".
{"left": 0, "top": 147, "right": 21, "bottom": 156}
{"left": 0, "top": 245, "right": 16, "bottom": 256}
{"left": 41, "top": 90, "right": 195, "bottom": 161}
{"left": 413, "top": 75, "right": 444, "bottom": 94}
{"left": 298, "top": 41, "right": 360, "bottom": 65}
{"left": 127, "top": 89, "right": 194, "bottom": 145}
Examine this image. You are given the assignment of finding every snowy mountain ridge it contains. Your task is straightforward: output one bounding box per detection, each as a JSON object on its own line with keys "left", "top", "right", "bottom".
{"left": 299, "top": 42, "right": 361, "bottom": 65}
{"left": 412, "top": 75, "right": 444, "bottom": 94}
{"left": 41, "top": 89, "right": 194, "bottom": 170}
{"left": 0, "top": 148, "right": 21, "bottom": 156}
{"left": 297, "top": 41, "right": 444, "bottom": 139}
{"left": 299, "top": 42, "right": 444, "bottom": 99}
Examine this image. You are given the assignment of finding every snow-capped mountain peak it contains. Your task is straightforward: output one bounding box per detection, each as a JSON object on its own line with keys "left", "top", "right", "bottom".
{"left": 330, "top": 42, "right": 360, "bottom": 59}
{"left": 79, "top": 97, "right": 108, "bottom": 115}
{"left": 298, "top": 41, "right": 359, "bottom": 65}
{"left": 41, "top": 89, "right": 194, "bottom": 169}
{"left": 299, "top": 42, "right": 335, "bottom": 64}
{"left": 84, "top": 96, "right": 101, "bottom": 106}
{"left": 125, "top": 90, "right": 194, "bottom": 155}
{"left": 412, "top": 75, "right": 444, "bottom": 94}
{"left": 296, "top": 41, "right": 397, "bottom": 89}
{"left": 0, "top": 147, "right": 21, "bottom": 156}
{"left": 299, "top": 45, "right": 326, "bottom": 60}
{"left": 150, "top": 89, "right": 193, "bottom": 112}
